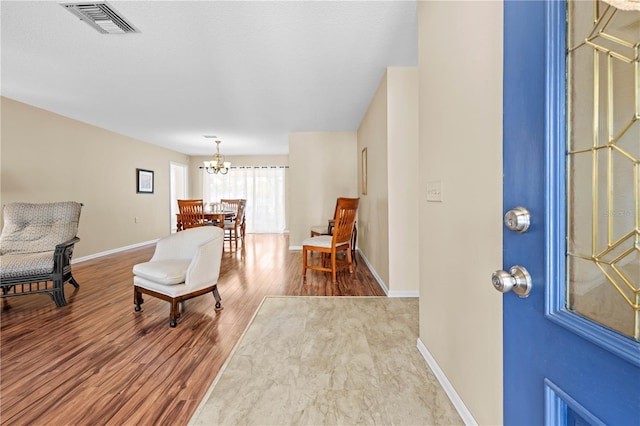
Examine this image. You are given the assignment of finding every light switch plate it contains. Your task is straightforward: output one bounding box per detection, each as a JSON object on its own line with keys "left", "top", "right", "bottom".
{"left": 426, "top": 180, "right": 443, "bottom": 202}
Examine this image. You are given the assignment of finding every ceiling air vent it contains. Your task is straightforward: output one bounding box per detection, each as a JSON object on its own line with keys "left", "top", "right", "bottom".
{"left": 61, "top": 2, "right": 139, "bottom": 34}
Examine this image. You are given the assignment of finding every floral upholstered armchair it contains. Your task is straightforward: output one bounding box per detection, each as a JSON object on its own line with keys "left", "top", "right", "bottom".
{"left": 0, "top": 201, "right": 83, "bottom": 307}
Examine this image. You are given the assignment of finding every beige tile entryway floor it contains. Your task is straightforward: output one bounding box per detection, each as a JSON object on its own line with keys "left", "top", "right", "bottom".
{"left": 190, "top": 296, "right": 463, "bottom": 426}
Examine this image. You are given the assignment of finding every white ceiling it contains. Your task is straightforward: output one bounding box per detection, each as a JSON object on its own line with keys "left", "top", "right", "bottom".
{"left": 1, "top": 0, "right": 418, "bottom": 156}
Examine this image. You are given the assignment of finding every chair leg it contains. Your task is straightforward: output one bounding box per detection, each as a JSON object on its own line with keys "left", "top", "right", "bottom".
{"left": 302, "top": 247, "right": 308, "bottom": 277}
{"left": 52, "top": 279, "right": 67, "bottom": 307}
{"left": 212, "top": 285, "right": 222, "bottom": 310}
{"left": 352, "top": 225, "right": 358, "bottom": 264}
{"left": 169, "top": 299, "right": 180, "bottom": 327}
{"left": 133, "top": 287, "right": 144, "bottom": 311}
{"left": 347, "top": 245, "right": 354, "bottom": 273}
{"left": 2, "top": 287, "right": 12, "bottom": 310}
{"left": 69, "top": 276, "right": 80, "bottom": 289}
{"left": 331, "top": 252, "right": 337, "bottom": 283}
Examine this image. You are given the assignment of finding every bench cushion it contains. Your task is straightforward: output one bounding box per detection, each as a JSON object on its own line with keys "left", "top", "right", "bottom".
{"left": 132, "top": 259, "right": 191, "bottom": 285}
{"left": 0, "top": 252, "right": 54, "bottom": 279}
{"left": 0, "top": 202, "right": 82, "bottom": 255}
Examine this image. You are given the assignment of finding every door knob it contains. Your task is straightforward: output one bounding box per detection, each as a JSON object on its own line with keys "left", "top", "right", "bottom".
{"left": 504, "top": 206, "right": 531, "bottom": 233}
{"left": 492, "top": 265, "right": 532, "bottom": 297}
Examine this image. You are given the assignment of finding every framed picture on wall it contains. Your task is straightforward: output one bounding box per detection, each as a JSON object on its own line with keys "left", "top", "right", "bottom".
{"left": 136, "top": 168, "right": 154, "bottom": 194}
{"left": 361, "top": 147, "right": 367, "bottom": 195}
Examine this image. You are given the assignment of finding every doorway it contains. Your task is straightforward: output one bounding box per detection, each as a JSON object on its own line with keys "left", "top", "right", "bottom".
{"left": 170, "top": 162, "right": 188, "bottom": 233}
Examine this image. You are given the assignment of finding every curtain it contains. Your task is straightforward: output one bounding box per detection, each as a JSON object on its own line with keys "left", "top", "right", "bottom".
{"left": 202, "top": 167, "right": 286, "bottom": 233}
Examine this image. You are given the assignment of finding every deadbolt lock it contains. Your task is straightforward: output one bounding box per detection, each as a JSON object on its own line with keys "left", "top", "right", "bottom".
{"left": 504, "top": 206, "right": 531, "bottom": 233}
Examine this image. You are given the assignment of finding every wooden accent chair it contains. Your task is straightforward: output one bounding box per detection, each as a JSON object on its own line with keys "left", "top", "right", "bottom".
{"left": 222, "top": 199, "right": 246, "bottom": 249}
{"left": 302, "top": 197, "right": 359, "bottom": 282}
{"left": 133, "top": 226, "right": 224, "bottom": 327}
{"left": 0, "top": 201, "right": 83, "bottom": 308}
{"left": 177, "top": 199, "right": 207, "bottom": 229}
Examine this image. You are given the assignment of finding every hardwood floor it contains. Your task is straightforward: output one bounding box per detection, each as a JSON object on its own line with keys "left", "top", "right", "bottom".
{"left": 0, "top": 234, "right": 385, "bottom": 425}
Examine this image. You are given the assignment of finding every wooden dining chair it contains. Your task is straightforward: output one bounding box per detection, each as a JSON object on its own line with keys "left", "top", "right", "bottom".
{"left": 220, "top": 199, "right": 240, "bottom": 215}
{"left": 309, "top": 197, "right": 357, "bottom": 261}
{"left": 220, "top": 199, "right": 247, "bottom": 240}
{"left": 222, "top": 199, "right": 246, "bottom": 249}
{"left": 302, "top": 197, "right": 359, "bottom": 282}
{"left": 177, "top": 199, "right": 207, "bottom": 229}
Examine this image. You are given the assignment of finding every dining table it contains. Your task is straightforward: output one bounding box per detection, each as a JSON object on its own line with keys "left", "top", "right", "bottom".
{"left": 176, "top": 210, "right": 235, "bottom": 231}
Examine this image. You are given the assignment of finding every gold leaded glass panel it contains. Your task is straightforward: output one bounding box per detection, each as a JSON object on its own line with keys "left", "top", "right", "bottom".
{"left": 566, "top": 0, "right": 639, "bottom": 340}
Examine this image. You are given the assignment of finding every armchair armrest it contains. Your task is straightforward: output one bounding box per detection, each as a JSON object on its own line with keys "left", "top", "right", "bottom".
{"left": 185, "top": 236, "right": 223, "bottom": 289}
{"left": 54, "top": 237, "right": 80, "bottom": 252}
{"left": 53, "top": 236, "right": 80, "bottom": 275}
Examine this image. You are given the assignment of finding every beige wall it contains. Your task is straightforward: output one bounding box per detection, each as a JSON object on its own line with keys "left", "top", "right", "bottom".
{"left": 288, "top": 132, "right": 357, "bottom": 248}
{"left": 357, "top": 74, "right": 390, "bottom": 285}
{"left": 387, "top": 67, "right": 419, "bottom": 295}
{"left": 1, "top": 97, "right": 189, "bottom": 258}
{"left": 418, "top": 2, "right": 503, "bottom": 425}
{"left": 357, "top": 68, "right": 419, "bottom": 295}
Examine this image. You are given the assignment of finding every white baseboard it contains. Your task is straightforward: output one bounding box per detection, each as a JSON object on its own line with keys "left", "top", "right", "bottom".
{"left": 388, "top": 290, "right": 419, "bottom": 298}
{"left": 72, "top": 239, "right": 158, "bottom": 264}
{"left": 416, "top": 338, "right": 478, "bottom": 426}
{"left": 358, "top": 251, "right": 418, "bottom": 298}
{"left": 357, "top": 249, "right": 389, "bottom": 296}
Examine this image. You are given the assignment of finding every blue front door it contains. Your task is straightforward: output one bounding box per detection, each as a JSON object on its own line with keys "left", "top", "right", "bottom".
{"left": 503, "top": 1, "right": 639, "bottom": 424}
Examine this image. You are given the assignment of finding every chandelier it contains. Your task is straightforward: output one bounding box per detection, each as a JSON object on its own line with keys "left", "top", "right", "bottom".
{"left": 200, "top": 139, "right": 231, "bottom": 175}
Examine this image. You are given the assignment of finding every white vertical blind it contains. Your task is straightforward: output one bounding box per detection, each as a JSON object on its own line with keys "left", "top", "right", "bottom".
{"left": 203, "top": 167, "right": 286, "bottom": 233}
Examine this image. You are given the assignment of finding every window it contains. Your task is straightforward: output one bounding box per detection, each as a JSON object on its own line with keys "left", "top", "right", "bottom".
{"left": 203, "top": 166, "right": 286, "bottom": 233}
